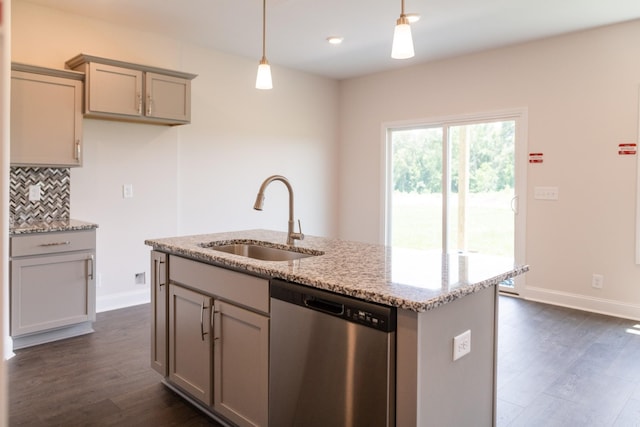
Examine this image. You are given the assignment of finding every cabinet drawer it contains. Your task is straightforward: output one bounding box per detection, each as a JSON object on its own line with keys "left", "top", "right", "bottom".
{"left": 11, "top": 230, "right": 96, "bottom": 257}
{"left": 169, "top": 256, "right": 269, "bottom": 314}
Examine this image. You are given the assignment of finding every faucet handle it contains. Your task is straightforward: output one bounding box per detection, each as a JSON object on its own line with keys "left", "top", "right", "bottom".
{"left": 293, "top": 219, "right": 305, "bottom": 241}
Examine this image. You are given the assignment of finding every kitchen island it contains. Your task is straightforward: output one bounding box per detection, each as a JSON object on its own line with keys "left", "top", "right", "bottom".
{"left": 146, "top": 229, "right": 528, "bottom": 427}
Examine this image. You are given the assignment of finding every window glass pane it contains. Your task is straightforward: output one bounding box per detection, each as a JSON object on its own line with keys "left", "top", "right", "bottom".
{"left": 390, "top": 127, "right": 443, "bottom": 251}
{"left": 447, "top": 121, "right": 515, "bottom": 258}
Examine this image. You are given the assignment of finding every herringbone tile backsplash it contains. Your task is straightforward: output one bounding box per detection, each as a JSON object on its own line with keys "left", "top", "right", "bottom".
{"left": 10, "top": 167, "right": 70, "bottom": 223}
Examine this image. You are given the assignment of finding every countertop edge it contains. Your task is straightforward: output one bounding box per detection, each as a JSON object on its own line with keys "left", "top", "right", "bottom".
{"left": 10, "top": 219, "right": 99, "bottom": 235}
{"left": 145, "top": 231, "right": 529, "bottom": 313}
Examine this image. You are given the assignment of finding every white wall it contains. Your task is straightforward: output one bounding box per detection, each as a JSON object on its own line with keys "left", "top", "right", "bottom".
{"left": 11, "top": 1, "right": 339, "bottom": 310}
{"left": 339, "top": 20, "right": 640, "bottom": 319}
{"left": 11, "top": 2, "right": 640, "bottom": 321}
{"left": 176, "top": 46, "right": 339, "bottom": 238}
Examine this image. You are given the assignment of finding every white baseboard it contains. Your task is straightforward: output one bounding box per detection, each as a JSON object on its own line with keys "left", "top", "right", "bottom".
{"left": 97, "top": 288, "right": 150, "bottom": 313}
{"left": 524, "top": 286, "right": 640, "bottom": 321}
{"left": 4, "top": 335, "right": 14, "bottom": 360}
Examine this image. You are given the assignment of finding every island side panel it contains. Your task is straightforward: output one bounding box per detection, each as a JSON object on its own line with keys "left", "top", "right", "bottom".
{"left": 396, "top": 309, "right": 419, "bottom": 426}
{"left": 397, "top": 285, "right": 498, "bottom": 426}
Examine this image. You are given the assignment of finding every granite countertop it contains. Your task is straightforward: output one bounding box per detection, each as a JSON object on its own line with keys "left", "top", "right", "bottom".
{"left": 145, "top": 229, "right": 529, "bottom": 312}
{"left": 10, "top": 219, "right": 99, "bottom": 235}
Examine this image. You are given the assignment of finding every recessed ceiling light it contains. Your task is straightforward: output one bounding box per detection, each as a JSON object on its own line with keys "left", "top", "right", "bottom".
{"left": 326, "top": 36, "right": 344, "bottom": 45}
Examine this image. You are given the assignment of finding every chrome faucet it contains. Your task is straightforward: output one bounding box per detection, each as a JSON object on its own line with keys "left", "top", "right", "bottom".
{"left": 253, "top": 175, "right": 304, "bottom": 245}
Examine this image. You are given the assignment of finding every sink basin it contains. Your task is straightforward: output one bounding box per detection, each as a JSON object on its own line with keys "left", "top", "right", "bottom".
{"left": 200, "top": 240, "right": 324, "bottom": 262}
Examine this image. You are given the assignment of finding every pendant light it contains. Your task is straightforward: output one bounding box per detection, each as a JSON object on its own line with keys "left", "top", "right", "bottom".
{"left": 391, "top": 0, "right": 415, "bottom": 59}
{"left": 256, "top": 0, "right": 273, "bottom": 89}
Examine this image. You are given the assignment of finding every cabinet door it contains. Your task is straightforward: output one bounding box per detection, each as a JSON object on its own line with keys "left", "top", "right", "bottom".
{"left": 213, "top": 300, "right": 269, "bottom": 427}
{"left": 169, "top": 284, "right": 212, "bottom": 405}
{"left": 145, "top": 72, "right": 191, "bottom": 122}
{"left": 150, "top": 251, "right": 168, "bottom": 376}
{"left": 11, "top": 252, "right": 95, "bottom": 336}
{"left": 86, "top": 62, "right": 143, "bottom": 117}
{"left": 11, "top": 71, "right": 82, "bottom": 167}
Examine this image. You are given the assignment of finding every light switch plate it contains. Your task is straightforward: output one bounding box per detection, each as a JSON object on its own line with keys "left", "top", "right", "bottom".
{"left": 534, "top": 186, "right": 559, "bottom": 200}
{"left": 123, "top": 184, "right": 134, "bottom": 199}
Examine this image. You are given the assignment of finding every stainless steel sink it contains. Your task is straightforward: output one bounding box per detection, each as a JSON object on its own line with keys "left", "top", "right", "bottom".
{"left": 200, "top": 240, "right": 323, "bottom": 262}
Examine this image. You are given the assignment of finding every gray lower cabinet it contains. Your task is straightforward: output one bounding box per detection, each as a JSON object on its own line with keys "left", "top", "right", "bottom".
{"left": 153, "top": 254, "right": 269, "bottom": 427}
{"left": 10, "top": 229, "right": 96, "bottom": 349}
{"left": 150, "top": 250, "right": 168, "bottom": 376}
{"left": 214, "top": 300, "right": 269, "bottom": 427}
{"left": 169, "top": 284, "right": 213, "bottom": 405}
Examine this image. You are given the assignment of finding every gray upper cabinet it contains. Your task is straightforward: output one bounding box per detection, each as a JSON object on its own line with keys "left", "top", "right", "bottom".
{"left": 66, "top": 54, "right": 196, "bottom": 126}
{"left": 85, "top": 62, "right": 143, "bottom": 117}
{"left": 11, "top": 63, "right": 84, "bottom": 167}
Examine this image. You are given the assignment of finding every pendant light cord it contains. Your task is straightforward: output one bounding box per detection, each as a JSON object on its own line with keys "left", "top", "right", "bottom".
{"left": 262, "top": 0, "right": 267, "bottom": 60}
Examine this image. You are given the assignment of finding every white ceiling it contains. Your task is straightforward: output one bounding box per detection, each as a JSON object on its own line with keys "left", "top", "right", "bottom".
{"left": 20, "top": 0, "right": 640, "bottom": 80}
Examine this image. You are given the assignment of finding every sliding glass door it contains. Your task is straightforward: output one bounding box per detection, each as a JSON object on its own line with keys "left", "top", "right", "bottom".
{"left": 386, "top": 111, "right": 526, "bottom": 293}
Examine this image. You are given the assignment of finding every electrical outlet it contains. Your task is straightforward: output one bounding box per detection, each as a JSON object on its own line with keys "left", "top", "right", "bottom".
{"left": 592, "top": 274, "right": 604, "bottom": 289}
{"left": 28, "top": 184, "right": 41, "bottom": 201}
{"left": 453, "top": 329, "right": 471, "bottom": 361}
{"left": 135, "top": 272, "right": 146, "bottom": 285}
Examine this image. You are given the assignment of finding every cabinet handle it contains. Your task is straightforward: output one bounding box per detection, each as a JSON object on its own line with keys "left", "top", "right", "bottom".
{"left": 87, "top": 255, "right": 95, "bottom": 281}
{"left": 38, "top": 241, "right": 71, "bottom": 247}
{"left": 154, "top": 259, "right": 166, "bottom": 288}
{"left": 200, "top": 301, "right": 209, "bottom": 341}
{"left": 212, "top": 308, "right": 220, "bottom": 342}
{"left": 147, "top": 95, "right": 152, "bottom": 116}
{"left": 137, "top": 93, "right": 142, "bottom": 115}
{"left": 75, "top": 140, "right": 81, "bottom": 161}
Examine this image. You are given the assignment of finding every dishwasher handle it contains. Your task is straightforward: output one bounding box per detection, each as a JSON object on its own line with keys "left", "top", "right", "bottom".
{"left": 271, "top": 279, "right": 397, "bottom": 332}
{"left": 304, "top": 296, "right": 344, "bottom": 316}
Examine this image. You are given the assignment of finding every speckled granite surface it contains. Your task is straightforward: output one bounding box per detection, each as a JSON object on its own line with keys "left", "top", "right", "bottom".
{"left": 10, "top": 219, "right": 99, "bottom": 235}
{"left": 145, "top": 229, "right": 529, "bottom": 312}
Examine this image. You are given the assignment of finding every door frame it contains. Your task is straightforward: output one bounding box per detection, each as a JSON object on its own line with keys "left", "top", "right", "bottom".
{"left": 381, "top": 108, "right": 528, "bottom": 293}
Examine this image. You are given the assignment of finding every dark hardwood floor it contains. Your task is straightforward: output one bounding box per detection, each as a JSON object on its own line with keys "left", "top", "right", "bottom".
{"left": 8, "top": 304, "right": 221, "bottom": 426}
{"left": 7, "top": 296, "right": 640, "bottom": 426}
{"left": 498, "top": 295, "right": 640, "bottom": 426}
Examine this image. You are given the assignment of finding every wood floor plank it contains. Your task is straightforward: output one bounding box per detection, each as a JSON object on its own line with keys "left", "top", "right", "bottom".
{"left": 8, "top": 296, "right": 640, "bottom": 426}
{"left": 8, "top": 304, "right": 221, "bottom": 427}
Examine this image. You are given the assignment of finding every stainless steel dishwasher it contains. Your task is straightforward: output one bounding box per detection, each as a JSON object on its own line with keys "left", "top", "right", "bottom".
{"left": 269, "top": 279, "right": 396, "bottom": 427}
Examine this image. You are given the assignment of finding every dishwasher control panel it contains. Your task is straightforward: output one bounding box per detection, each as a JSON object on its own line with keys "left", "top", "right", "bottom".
{"left": 345, "top": 307, "right": 392, "bottom": 331}
{"left": 270, "top": 279, "right": 396, "bottom": 332}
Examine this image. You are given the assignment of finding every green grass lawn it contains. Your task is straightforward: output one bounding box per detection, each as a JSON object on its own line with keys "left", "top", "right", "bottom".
{"left": 391, "top": 191, "right": 514, "bottom": 257}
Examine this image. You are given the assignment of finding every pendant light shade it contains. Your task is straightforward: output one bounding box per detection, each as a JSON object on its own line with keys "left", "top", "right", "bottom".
{"left": 256, "top": 57, "right": 273, "bottom": 90}
{"left": 256, "top": 0, "right": 273, "bottom": 89}
{"left": 391, "top": 0, "right": 415, "bottom": 59}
